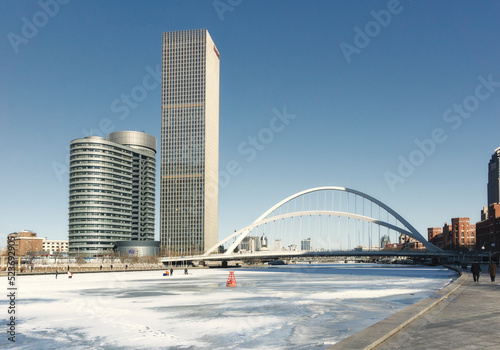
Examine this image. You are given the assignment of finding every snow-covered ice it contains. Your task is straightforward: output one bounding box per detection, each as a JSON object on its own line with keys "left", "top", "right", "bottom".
{"left": 2, "top": 264, "right": 456, "bottom": 349}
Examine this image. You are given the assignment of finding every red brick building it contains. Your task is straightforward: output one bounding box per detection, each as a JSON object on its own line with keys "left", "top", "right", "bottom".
{"left": 399, "top": 234, "right": 426, "bottom": 250}
{"left": 449, "top": 218, "right": 476, "bottom": 251}
{"left": 476, "top": 203, "right": 500, "bottom": 252}
{"left": 427, "top": 218, "right": 476, "bottom": 251}
{"left": 7, "top": 230, "right": 44, "bottom": 256}
{"left": 428, "top": 227, "right": 443, "bottom": 248}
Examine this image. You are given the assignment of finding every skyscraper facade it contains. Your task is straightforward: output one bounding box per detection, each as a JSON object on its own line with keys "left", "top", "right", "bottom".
{"left": 488, "top": 147, "right": 500, "bottom": 205}
{"left": 161, "top": 29, "right": 219, "bottom": 256}
{"left": 68, "top": 131, "right": 156, "bottom": 257}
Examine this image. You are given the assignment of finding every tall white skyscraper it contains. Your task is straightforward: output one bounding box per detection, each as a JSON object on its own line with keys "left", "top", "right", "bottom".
{"left": 161, "top": 29, "right": 219, "bottom": 256}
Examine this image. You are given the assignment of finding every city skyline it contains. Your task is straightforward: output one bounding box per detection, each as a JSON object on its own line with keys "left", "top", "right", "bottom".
{"left": 1, "top": 1, "right": 500, "bottom": 246}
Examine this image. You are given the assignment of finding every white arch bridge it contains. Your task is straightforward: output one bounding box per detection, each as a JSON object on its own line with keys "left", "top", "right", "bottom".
{"left": 162, "top": 187, "right": 449, "bottom": 265}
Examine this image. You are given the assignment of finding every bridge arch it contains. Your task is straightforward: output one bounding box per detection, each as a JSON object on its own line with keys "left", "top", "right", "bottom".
{"left": 204, "top": 186, "right": 441, "bottom": 255}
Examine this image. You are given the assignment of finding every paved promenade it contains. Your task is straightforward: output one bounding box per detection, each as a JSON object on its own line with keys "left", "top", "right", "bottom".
{"left": 329, "top": 269, "right": 500, "bottom": 350}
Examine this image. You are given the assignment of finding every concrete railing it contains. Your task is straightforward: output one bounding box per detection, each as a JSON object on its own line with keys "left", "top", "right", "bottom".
{"left": 0, "top": 263, "right": 165, "bottom": 276}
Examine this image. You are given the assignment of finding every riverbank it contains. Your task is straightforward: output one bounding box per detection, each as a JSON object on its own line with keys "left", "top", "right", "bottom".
{"left": 372, "top": 271, "right": 500, "bottom": 350}
{"left": 327, "top": 265, "right": 500, "bottom": 350}
{"left": 326, "top": 265, "right": 463, "bottom": 349}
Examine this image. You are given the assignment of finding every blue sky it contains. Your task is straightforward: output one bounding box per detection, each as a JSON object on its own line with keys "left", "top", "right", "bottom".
{"left": 1, "top": 0, "right": 499, "bottom": 245}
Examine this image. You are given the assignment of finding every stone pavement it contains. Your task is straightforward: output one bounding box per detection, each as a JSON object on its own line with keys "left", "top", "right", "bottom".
{"left": 328, "top": 271, "right": 500, "bottom": 350}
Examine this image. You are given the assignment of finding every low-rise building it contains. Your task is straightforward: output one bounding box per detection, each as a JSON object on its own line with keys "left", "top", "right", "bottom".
{"left": 42, "top": 239, "right": 69, "bottom": 255}
{"left": 7, "top": 230, "right": 44, "bottom": 256}
{"left": 288, "top": 244, "right": 298, "bottom": 252}
{"left": 399, "top": 234, "right": 426, "bottom": 250}
{"left": 449, "top": 218, "right": 476, "bottom": 251}
{"left": 427, "top": 218, "right": 476, "bottom": 251}
{"left": 428, "top": 227, "right": 444, "bottom": 248}
{"left": 476, "top": 203, "right": 500, "bottom": 251}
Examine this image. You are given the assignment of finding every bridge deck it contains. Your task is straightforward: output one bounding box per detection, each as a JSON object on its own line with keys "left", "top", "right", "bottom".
{"left": 160, "top": 250, "right": 457, "bottom": 264}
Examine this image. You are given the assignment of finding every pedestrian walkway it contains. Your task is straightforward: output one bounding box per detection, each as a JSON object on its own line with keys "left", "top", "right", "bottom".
{"left": 328, "top": 272, "right": 500, "bottom": 350}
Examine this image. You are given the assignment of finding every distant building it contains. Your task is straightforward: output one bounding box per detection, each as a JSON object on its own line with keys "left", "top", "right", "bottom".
{"left": 259, "top": 233, "right": 269, "bottom": 251}
{"left": 68, "top": 131, "right": 156, "bottom": 257}
{"left": 380, "top": 235, "right": 391, "bottom": 248}
{"left": 288, "top": 244, "right": 298, "bottom": 252}
{"left": 353, "top": 246, "right": 370, "bottom": 251}
{"left": 7, "top": 230, "right": 44, "bottom": 256}
{"left": 240, "top": 236, "right": 260, "bottom": 252}
{"left": 42, "top": 239, "right": 69, "bottom": 255}
{"left": 427, "top": 218, "right": 475, "bottom": 251}
{"left": 260, "top": 233, "right": 268, "bottom": 248}
{"left": 399, "top": 234, "right": 425, "bottom": 250}
{"left": 476, "top": 203, "right": 500, "bottom": 252}
{"left": 488, "top": 147, "right": 500, "bottom": 205}
{"left": 301, "top": 238, "right": 311, "bottom": 251}
{"left": 273, "top": 239, "right": 282, "bottom": 252}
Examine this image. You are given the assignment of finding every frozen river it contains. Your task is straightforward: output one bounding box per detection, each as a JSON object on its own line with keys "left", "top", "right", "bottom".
{"left": 2, "top": 264, "right": 456, "bottom": 349}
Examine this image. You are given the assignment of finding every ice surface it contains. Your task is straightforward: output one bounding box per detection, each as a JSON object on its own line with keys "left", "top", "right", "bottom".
{"left": 1, "top": 264, "right": 456, "bottom": 349}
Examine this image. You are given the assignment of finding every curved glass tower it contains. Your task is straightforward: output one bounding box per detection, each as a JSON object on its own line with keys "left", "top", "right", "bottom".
{"left": 68, "top": 131, "right": 156, "bottom": 257}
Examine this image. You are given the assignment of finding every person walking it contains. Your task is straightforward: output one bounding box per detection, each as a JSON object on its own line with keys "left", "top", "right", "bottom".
{"left": 170, "top": 268, "right": 173, "bottom": 276}
{"left": 471, "top": 260, "right": 482, "bottom": 282}
{"left": 488, "top": 260, "right": 497, "bottom": 282}
{"left": 55, "top": 270, "right": 58, "bottom": 279}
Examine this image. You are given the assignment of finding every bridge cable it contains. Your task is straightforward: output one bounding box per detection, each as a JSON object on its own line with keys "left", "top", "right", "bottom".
{"left": 338, "top": 191, "right": 342, "bottom": 251}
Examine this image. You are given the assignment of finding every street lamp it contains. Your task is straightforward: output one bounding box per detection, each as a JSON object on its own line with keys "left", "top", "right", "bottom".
{"left": 168, "top": 238, "right": 172, "bottom": 269}
{"left": 482, "top": 242, "right": 496, "bottom": 262}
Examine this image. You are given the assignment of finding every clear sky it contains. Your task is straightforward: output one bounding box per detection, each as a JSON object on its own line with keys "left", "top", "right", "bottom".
{"left": 1, "top": 0, "right": 499, "bottom": 246}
